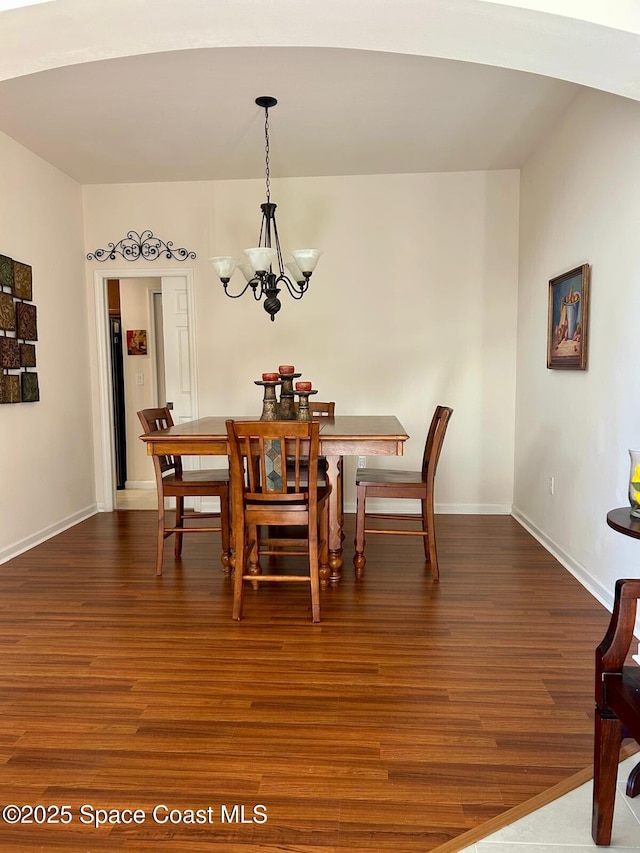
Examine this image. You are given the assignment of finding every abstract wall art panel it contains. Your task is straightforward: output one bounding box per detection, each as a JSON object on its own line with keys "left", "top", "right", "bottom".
{"left": 16, "top": 302, "right": 37, "bottom": 341}
{"left": 20, "top": 343, "right": 36, "bottom": 367}
{"left": 21, "top": 372, "right": 39, "bottom": 402}
{"left": 0, "top": 374, "right": 21, "bottom": 403}
{"left": 0, "top": 255, "right": 13, "bottom": 291}
{"left": 0, "top": 251, "right": 39, "bottom": 404}
{"left": 0, "top": 337, "right": 20, "bottom": 369}
{"left": 13, "top": 262, "right": 33, "bottom": 301}
{"left": 0, "top": 293, "right": 15, "bottom": 331}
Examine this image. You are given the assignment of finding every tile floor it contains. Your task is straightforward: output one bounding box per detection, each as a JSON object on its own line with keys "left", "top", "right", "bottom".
{"left": 115, "top": 487, "right": 157, "bottom": 510}
{"left": 458, "top": 754, "right": 640, "bottom": 853}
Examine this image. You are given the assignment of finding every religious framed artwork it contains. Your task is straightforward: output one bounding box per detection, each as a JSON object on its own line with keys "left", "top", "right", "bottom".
{"left": 547, "top": 264, "right": 590, "bottom": 370}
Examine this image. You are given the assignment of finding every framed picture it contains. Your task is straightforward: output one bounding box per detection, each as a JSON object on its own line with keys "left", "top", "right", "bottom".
{"left": 126, "top": 329, "right": 147, "bottom": 356}
{"left": 547, "top": 264, "right": 590, "bottom": 370}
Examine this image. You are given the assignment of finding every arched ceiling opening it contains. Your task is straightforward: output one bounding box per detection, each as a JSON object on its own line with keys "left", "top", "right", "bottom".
{"left": 0, "top": 0, "right": 637, "bottom": 183}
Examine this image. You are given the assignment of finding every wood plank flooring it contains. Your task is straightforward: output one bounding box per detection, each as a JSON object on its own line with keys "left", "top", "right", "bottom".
{"left": 0, "top": 512, "right": 611, "bottom": 852}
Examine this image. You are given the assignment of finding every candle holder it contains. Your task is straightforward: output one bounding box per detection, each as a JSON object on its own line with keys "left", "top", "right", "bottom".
{"left": 278, "top": 371, "right": 301, "bottom": 420}
{"left": 255, "top": 379, "right": 282, "bottom": 421}
{"left": 296, "top": 388, "right": 318, "bottom": 421}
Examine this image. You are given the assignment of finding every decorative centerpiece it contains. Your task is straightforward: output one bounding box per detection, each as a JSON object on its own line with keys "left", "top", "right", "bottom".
{"left": 255, "top": 366, "right": 318, "bottom": 421}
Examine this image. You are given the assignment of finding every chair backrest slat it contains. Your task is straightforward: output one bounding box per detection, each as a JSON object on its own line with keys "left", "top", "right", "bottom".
{"left": 137, "top": 406, "right": 181, "bottom": 476}
{"left": 421, "top": 405, "right": 453, "bottom": 484}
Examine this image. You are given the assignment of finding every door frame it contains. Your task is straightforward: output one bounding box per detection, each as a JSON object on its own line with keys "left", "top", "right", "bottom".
{"left": 94, "top": 267, "right": 198, "bottom": 512}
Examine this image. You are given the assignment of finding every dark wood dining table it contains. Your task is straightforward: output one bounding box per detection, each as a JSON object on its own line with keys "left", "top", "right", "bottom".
{"left": 141, "top": 414, "right": 409, "bottom": 581}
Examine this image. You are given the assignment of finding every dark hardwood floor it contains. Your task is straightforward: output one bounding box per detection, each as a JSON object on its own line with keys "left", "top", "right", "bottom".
{"left": 0, "top": 512, "right": 611, "bottom": 852}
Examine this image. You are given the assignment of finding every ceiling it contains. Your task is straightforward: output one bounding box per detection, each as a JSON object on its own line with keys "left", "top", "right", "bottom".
{"left": 0, "top": 45, "right": 580, "bottom": 184}
{"left": 0, "top": 0, "right": 637, "bottom": 186}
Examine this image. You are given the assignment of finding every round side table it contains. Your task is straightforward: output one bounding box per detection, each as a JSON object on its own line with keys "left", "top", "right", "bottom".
{"left": 607, "top": 507, "right": 640, "bottom": 539}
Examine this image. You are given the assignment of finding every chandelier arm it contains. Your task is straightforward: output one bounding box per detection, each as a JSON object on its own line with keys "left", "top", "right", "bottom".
{"left": 222, "top": 279, "right": 259, "bottom": 299}
{"left": 276, "top": 274, "right": 309, "bottom": 300}
{"left": 254, "top": 276, "right": 268, "bottom": 300}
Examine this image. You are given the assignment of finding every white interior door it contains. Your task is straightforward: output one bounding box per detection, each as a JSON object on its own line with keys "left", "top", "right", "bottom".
{"left": 160, "top": 274, "right": 194, "bottom": 427}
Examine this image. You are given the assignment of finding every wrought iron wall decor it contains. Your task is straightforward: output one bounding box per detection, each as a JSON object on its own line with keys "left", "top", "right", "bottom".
{"left": 0, "top": 253, "right": 39, "bottom": 404}
{"left": 86, "top": 230, "right": 196, "bottom": 262}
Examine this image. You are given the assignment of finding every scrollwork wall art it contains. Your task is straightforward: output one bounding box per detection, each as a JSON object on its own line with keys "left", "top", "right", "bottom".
{"left": 86, "top": 230, "right": 196, "bottom": 262}
{"left": 0, "top": 253, "right": 39, "bottom": 404}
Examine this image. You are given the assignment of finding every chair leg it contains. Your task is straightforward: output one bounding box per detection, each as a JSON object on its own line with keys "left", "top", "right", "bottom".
{"left": 592, "top": 708, "right": 622, "bottom": 845}
{"left": 422, "top": 496, "right": 439, "bottom": 580}
{"left": 308, "top": 520, "right": 321, "bottom": 624}
{"left": 156, "top": 498, "right": 166, "bottom": 577}
{"left": 337, "top": 456, "right": 345, "bottom": 543}
{"left": 232, "top": 521, "right": 247, "bottom": 621}
{"left": 246, "top": 524, "right": 261, "bottom": 589}
{"left": 319, "top": 499, "right": 330, "bottom": 591}
{"left": 220, "top": 490, "right": 231, "bottom": 577}
{"left": 627, "top": 759, "right": 640, "bottom": 798}
{"left": 174, "top": 496, "right": 184, "bottom": 557}
{"left": 353, "top": 484, "right": 367, "bottom": 579}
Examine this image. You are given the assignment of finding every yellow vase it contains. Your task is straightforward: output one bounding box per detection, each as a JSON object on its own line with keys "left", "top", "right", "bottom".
{"left": 629, "top": 449, "right": 640, "bottom": 518}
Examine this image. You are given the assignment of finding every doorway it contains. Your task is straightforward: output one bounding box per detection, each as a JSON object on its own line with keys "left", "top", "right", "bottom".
{"left": 93, "top": 268, "right": 198, "bottom": 513}
{"left": 107, "top": 278, "right": 166, "bottom": 508}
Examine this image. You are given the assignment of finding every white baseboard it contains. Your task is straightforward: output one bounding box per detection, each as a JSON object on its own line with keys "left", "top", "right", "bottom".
{"left": 511, "top": 505, "right": 613, "bottom": 611}
{"left": 0, "top": 504, "right": 98, "bottom": 566}
{"left": 124, "top": 480, "right": 155, "bottom": 490}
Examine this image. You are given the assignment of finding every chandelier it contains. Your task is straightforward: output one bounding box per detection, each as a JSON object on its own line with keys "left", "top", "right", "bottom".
{"left": 209, "top": 96, "right": 322, "bottom": 322}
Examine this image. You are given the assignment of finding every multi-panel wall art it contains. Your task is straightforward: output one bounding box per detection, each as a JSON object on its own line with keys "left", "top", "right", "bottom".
{"left": 0, "top": 253, "right": 39, "bottom": 403}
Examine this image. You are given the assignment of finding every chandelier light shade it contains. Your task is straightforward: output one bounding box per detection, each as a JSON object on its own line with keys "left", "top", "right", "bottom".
{"left": 209, "top": 96, "right": 322, "bottom": 321}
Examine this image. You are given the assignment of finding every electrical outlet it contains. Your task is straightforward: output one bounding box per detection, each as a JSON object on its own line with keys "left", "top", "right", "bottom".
{"left": 549, "top": 476, "right": 555, "bottom": 495}
{"left": 358, "top": 456, "right": 366, "bottom": 469}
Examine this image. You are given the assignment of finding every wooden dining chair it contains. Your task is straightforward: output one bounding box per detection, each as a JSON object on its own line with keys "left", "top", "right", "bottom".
{"left": 289, "top": 400, "right": 341, "bottom": 540}
{"left": 226, "top": 419, "right": 331, "bottom": 622}
{"left": 353, "top": 405, "right": 453, "bottom": 580}
{"left": 137, "top": 407, "right": 230, "bottom": 577}
{"left": 592, "top": 578, "right": 640, "bottom": 845}
{"left": 309, "top": 401, "right": 335, "bottom": 419}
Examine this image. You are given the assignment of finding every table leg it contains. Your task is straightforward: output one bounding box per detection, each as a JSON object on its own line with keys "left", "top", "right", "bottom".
{"left": 325, "top": 455, "right": 343, "bottom": 583}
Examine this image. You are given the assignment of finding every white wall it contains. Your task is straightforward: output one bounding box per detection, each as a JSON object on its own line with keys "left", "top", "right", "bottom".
{"left": 0, "top": 131, "right": 94, "bottom": 563}
{"left": 83, "top": 169, "right": 520, "bottom": 514}
{"left": 514, "top": 87, "right": 640, "bottom": 607}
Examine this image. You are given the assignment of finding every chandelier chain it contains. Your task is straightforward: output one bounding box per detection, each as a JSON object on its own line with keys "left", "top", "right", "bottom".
{"left": 264, "top": 107, "right": 271, "bottom": 204}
